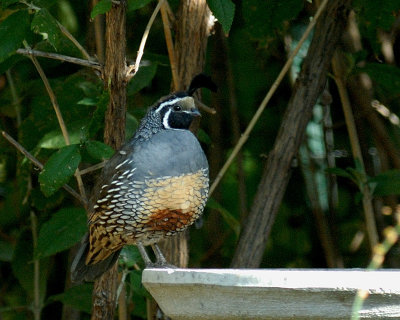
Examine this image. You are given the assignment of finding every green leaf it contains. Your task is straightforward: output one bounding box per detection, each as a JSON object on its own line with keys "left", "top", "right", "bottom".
{"left": 33, "top": 0, "right": 58, "bottom": 8}
{"left": 129, "top": 270, "right": 148, "bottom": 317}
{"left": 30, "top": 188, "right": 64, "bottom": 211}
{"left": 206, "top": 198, "right": 240, "bottom": 237}
{"left": 207, "top": 0, "right": 235, "bottom": 34}
{"left": 197, "top": 129, "right": 211, "bottom": 145}
{"left": 85, "top": 140, "right": 115, "bottom": 161}
{"left": 35, "top": 207, "right": 87, "bottom": 258}
{"left": 243, "top": 0, "right": 303, "bottom": 39}
{"left": 127, "top": 64, "right": 158, "bottom": 96}
{"left": 354, "top": 0, "right": 400, "bottom": 53}
{"left": 39, "top": 144, "right": 81, "bottom": 197}
{"left": 31, "top": 9, "right": 63, "bottom": 50}
{"left": 12, "top": 230, "right": 49, "bottom": 300}
{"left": 91, "top": 0, "right": 112, "bottom": 19}
{"left": 0, "top": 240, "right": 13, "bottom": 262}
{"left": 1, "top": 0, "right": 19, "bottom": 8}
{"left": 88, "top": 90, "right": 109, "bottom": 137}
{"left": 126, "top": 112, "right": 139, "bottom": 140}
{"left": 326, "top": 167, "right": 355, "bottom": 181}
{"left": 38, "top": 128, "right": 82, "bottom": 149}
{"left": 0, "top": 54, "right": 23, "bottom": 75}
{"left": 128, "top": 0, "right": 153, "bottom": 11}
{"left": 120, "top": 245, "right": 142, "bottom": 268}
{"left": 0, "top": 9, "right": 31, "bottom": 63}
{"left": 359, "top": 63, "right": 400, "bottom": 100}
{"left": 50, "top": 284, "right": 93, "bottom": 313}
{"left": 369, "top": 170, "right": 400, "bottom": 196}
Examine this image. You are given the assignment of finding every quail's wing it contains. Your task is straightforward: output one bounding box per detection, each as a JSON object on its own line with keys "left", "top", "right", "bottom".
{"left": 87, "top": 146, "right": 138, "bottom": 225}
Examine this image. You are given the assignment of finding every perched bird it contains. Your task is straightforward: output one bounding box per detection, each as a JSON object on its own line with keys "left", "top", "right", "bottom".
{"left": 71, "top": 74, "right": 216, "bottom": 283}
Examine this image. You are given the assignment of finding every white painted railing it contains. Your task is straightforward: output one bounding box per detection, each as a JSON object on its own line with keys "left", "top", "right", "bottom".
{"left": 142, "top": 268, "right": 400, "bottom": 319}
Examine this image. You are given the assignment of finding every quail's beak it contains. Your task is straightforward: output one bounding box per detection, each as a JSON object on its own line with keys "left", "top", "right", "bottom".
{"left": 190, "top": 108, "right": 201, "bottom": 117}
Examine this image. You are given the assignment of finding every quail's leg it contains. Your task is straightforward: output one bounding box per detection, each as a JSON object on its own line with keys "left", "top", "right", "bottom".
{"left": 136, "top": 242, "right": 153, "bottom": 267}
{"left": 151, "top": 243, "right": 168, "bottom": 265}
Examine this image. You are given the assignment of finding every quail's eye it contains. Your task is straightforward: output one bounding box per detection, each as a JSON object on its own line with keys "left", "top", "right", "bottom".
{"left": 173, "top": 105, "right": 182, "bottom": 111}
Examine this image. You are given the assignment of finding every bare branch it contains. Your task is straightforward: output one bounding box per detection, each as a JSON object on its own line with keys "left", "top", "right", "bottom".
{"left": 16, "top": 49, "right": 102, "bottom": 70}
{"left": 30, "top": 211, "right": 41, "bottom": 320}
{"left": 1, "top": 131, "right": 87, "bottom": 207}
{"left": 23, "top": 43, "right": 87, "bottom": 201}
{"left": 209, "top": 0, "right": 329, "bottom": 197}
{"left": 79, "top": 161, "right": 106, "bottom": 175}
{"left": 57, "top": 22, "right": 92, "bottom": 60}
{"left": 126, "top": 0, "right": 165, "bottom": 79}
{"left": 195, "top": 98, "right": 216, "bottom": 114}
{"left": 160, "top": 0, "right": 179, "bottom": 90}
{"left": 332, "top": 51, "right": 379, "bottom": 250}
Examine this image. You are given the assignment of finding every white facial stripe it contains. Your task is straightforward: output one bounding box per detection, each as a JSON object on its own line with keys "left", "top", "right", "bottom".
{"left": 162, "top": 108, "right": 172, "bottom": 128}
{"left": 154, "top": 98, "right": 182, "bottom": 113}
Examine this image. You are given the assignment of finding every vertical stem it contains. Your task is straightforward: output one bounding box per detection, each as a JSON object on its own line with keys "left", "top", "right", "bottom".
{"left": 332, "top": 52, "right": 379, "bottom": 251}
{"left": 159, "top": 0, "right": 178, "bottom": 90}
{"left": 92, "top": 0, "right": 105, "bottom": 63}
{"left": 5, "top": 70, "right": 21, "bottom": 127}
{"left": 92, "top": 1, "right": 127, "bottom": 319}
{"left": 30, "top": 211, "right": 41, "bottom": 320}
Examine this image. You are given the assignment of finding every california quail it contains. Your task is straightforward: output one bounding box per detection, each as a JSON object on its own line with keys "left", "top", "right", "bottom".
{"left": 71, "top": 74, "right": 216, "bottom": 283}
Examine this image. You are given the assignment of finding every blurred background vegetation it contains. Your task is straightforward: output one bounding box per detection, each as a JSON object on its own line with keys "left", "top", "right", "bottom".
{"left": 0, "top": 0, "right": 400, "bottom": 319}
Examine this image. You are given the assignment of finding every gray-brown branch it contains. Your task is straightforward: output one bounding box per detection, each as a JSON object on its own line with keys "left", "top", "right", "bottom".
{"left": 91, "top": 1, "right": 127, "bottom": 319}
{"left": 16, "top": 49, "right": 102, "bottom": 70}
{"left": 230, "top": 0, "right": 351, "bottom": 268}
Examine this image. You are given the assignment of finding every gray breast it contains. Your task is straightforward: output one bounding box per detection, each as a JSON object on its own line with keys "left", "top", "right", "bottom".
{"left": 130, "top": 129, "right": 208, "bottom": 180}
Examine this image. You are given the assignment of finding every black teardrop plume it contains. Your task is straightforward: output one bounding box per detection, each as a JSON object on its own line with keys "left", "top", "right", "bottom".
{"left": 187, "top": 73, "right": 217, "bottom": 96}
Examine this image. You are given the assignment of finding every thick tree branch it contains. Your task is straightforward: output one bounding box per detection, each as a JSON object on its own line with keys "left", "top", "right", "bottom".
{"left": 231, "top": 0, "right": 351, "bottom": 268}
{"left": 91, "top": 1, "right": 127, "bottom": 319}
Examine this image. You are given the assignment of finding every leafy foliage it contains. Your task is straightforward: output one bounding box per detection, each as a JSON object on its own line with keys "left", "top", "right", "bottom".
{"left": 36, "top": 207, "right": 87, "bottom": 258}
{"left": 50, "top": 284, "right": 93, "bottom": 313}
{"left": 1, "top": 0, "right": 400, "bottom": 319}
{"left": 207, "top": 0, "right": 235, "bottom": 34}
{"left": 90, "top": 0, "right": 112, "bottom": 19}
{"left": 242, "top": 0, "right": 303, "bottom": 40}
{"left": 39, "top": 144, "right": 82, "bottom": 197}
{"left": 0, "top": 10, "right": 31, "bottom": 62}
{"left": 31, "top": 9, "right": 63, "bottom": 50}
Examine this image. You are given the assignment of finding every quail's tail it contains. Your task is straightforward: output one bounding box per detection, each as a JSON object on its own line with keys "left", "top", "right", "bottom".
{"left": 70, "top": 233, "right": 121, "bottom": 283}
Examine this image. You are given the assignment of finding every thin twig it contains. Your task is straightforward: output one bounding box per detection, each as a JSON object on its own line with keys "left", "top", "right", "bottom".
{"left": 160, "top": 0, "right": 179, "bottom": 90}
{"left": 332, "top": 51, "right": 379, "bottom": 250}
{"left": 57, "top": 22, "right": 91, "bottom": 60}
{"left": 5, "top": 70, "right": 22, "bottom": 127}
{"left": 195, "top": 98, "right": 216, "bottom": 114}
{"left": 30, "top": 211, "right": 41, "bottom": 320}
{"left": 16, "top": 49, "right": 102, "bottom": 70}
{"left": 1, "top": 131, "right": 87, "bottom": 207}
{"left": 79, "top": 161, "right": 106, "bottom": 175}
{"left": 126, "top": 0, "right": 165, "bottom": 79}
{"left": 24, "top": 42, "right": 87, "bottom": 201}
{"left": 209, "top": 0, "right": 329, "bottom": 196}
